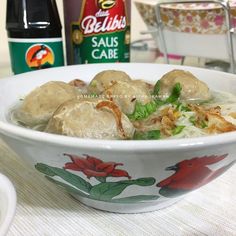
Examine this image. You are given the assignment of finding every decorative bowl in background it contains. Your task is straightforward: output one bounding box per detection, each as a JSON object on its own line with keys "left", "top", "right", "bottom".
{"left": 0, "top": 63, "right": 235, "bottom": 213}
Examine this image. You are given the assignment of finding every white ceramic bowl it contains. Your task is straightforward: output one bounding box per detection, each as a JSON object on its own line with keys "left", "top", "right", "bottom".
{"left": 0, "top": 63, "right": 236, "bottom": 213}
{"left": 0, "top": 173, "right": 16, "bottom": 235}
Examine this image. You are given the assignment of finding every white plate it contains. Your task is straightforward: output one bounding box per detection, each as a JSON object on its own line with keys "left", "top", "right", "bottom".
{"left": 0, "top": 173, "right": 16, "bottom": 235}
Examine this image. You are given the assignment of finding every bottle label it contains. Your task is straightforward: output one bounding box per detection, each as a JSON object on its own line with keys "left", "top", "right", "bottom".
{"left": 71, "top": 0, "right": 130, "bottom": 64}
{"left": 8, "top": 38, "right": 64, "bottom": 74}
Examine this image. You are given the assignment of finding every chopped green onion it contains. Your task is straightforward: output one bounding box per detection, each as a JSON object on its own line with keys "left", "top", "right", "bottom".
{"left": 172, "top": 125, "right": 185, "bottom": 135}
{"left": 165, "top": 83, "right": 182, "bottom": 104}
{"left": 154, "top": 99, "right": 165, "bottom": 106}
{"left": 175, "top": 102, "right": 181, "bottom": 110}
{"left": 90, "top": 80, "right": 97, "bottom": 87}
{"left": 179, "top": 104, "right": 191, "bottom": 112}
{"left": 129, "top": 83, "right": 182, "bottom": 121}
{"left": 174, "top": 102, "right": 190, "bottom": 111}
{"left": 200, "top": 121, "right": 208, "bottom": 128}
{"left": 153, "top": 80, "right": 161, "bottom": 95}
{"left": 128, "top": 101, "right": 157, "bottom": 121}
{"left": 90, "top": 92, "right": 98, "bottom": 98}
{"left": 189, "top": 116, "right": 196, "bottom": 125}
{"left": 154, "top": 82, "right": 182, "bottom": 106}
{"left": 189, "top": 116, "right": 207, "bottom": 128}
{"left": 134, "top": 130, "right": 161, "bottom": 140}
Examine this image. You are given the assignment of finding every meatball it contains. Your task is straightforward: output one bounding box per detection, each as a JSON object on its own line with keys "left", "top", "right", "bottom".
{"left": 103, "top": 80, "right": 152, "bottom": 114}
{"left": 132, "top": 79, "right": 154, "bottom": 94}
{"left": 14, "top": 81, "right": 81, "bottom": 127}
{"left": 158, "top": 69, "right": 211, "bottom": 102}
{"left": 88, "top": 70, "right": 131, "bottom": 94}
{"left": 68, "top": 79, "right": 88, "bottom": 94}
{"left": 45, "top": 99, "right": 135, "bottom": 140}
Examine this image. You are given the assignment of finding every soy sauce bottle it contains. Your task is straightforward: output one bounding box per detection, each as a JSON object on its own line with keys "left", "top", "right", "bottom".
{"left": 6, "top": 0, "right": 64, "bottom": 74}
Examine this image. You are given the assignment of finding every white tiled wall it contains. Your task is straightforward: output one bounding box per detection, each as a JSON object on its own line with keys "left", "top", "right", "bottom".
{"left": 0, "top": 0, "right": 147, "bottom": 67}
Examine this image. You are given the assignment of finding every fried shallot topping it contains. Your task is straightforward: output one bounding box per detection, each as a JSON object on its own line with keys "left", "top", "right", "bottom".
{"left": 133, "top": 106, "right": 180, "bottom": 137}
{"left": 188, "top": 104, "right": 236, "bottom": 134}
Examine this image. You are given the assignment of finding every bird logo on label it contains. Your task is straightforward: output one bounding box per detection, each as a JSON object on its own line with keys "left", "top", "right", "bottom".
{"left": 26, "top": 44, "right": 54, "bottom": 70}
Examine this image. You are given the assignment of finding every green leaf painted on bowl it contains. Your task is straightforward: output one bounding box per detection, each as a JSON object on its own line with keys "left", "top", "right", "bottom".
{"left": 45, "top": 176, "right": 89, "bottom": 198}
{"left": 159, "top": 187, "right": 190, "bottom": 198}
{"left": 95, "top": 176, "right": 107, "bottom": 183}
{"left": 90, "top": 177, "right": 156, "bottom": 201}
{"left": 108, "top": 195, "right": 159, "bottom": 203}
{"left": 133, "top": 177, "right": 156, "bottom": 186}
{"left": 36, "top": 163, "right": 160, "bottom": 204}
{"left": 47, "top": 175, "right": 159, "bottom": 203}
{"left": 35, "top": 163, "right": 92, "bottom": 193}
{"left": 35, "top": 163, "right": 57, "bottom": 176}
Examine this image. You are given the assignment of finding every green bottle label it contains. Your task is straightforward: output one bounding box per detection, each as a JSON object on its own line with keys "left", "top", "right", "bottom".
{"left": 8, "top": 38, "right": 64, "bottom": 74}
{"left": 71, "top": 26, "right": 130, "bottom": 64}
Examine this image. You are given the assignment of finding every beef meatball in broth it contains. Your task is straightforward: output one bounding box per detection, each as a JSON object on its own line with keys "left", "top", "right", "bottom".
{"left": 45, "top": 99, "right": 135, "bottom": 140}
{"left": 158, "top": 69, "right": 211, "bottom": 102}
{"left": 103, "top": 80, "right": 152, "bottom": 115}
{"left": 14, "top": 81, "right": 81, "bottom": 127}
{"left": 132, "top": 79, "right": 154, "bottom": 94}
{"left": 88, "top": 70, "right": 131, "bottom": 94}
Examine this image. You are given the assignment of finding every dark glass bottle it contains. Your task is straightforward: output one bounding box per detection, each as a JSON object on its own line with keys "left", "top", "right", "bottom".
{"left": 6, "top": 0, "right": 64, "bottom": 74}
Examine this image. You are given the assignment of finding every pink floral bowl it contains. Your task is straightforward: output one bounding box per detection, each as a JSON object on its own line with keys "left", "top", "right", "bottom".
{"left": 0, "top": 63, "right": 236, "bottom": 213}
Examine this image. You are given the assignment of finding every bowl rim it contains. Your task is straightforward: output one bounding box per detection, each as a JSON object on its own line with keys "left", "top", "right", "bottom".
{"left": 0, "top": 63, "right": 236, "bottom": 152}
{"left": 1, "top": 120, "right": 236, "bottom": 151}
{"left": 0, "top": 173, "right": 16, "bottom": 235}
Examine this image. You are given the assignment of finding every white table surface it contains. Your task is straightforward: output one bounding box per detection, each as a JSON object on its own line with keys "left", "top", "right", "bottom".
{"left": 0, "top": 64, "right": 236, "bottom": 236}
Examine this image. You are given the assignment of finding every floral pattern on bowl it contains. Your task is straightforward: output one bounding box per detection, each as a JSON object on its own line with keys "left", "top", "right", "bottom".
{"left": 35, "top": 154, "right": 159, "bottom": 204}
{"left": 35, "top": 153, "right": 234, "bottom": 204}
{"left": 135, "top": 1, "right": 236, "bottom": 34}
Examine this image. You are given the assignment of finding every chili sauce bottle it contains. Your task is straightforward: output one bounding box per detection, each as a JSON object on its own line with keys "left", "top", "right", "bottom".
{"left": 6, "top": 0, "right": 64, "bottom": 74}
{"left": 63, "top": 0, "right": 131, "bottom": 65}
